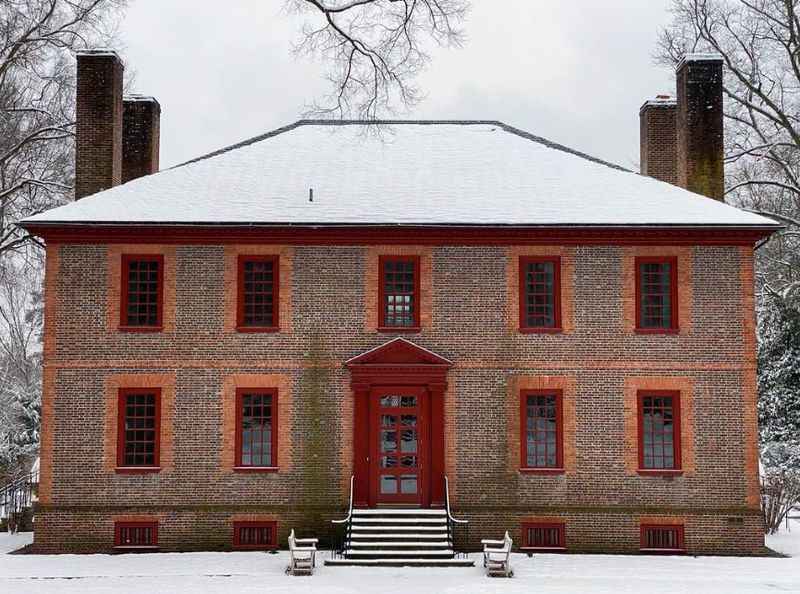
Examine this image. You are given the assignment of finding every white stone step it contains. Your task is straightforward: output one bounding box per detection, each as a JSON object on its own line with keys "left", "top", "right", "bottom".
{"left": 350, "top": 532, "right": 448, "bottom": 539}
{"left": 351, "top": 524, "right": 447, "bottom": 532}
{"left": 325, "top": 558, "right": 475, "bottom": 567}
{"left": 349, "top": 517, "right": 446, "bottom": 524}
{"left": 352, "top": 508, "right": 446, "bottom": 516}
{"left": 349, "top": 541, "right": 450, "bottom": 547}
{"left": 346, "top": 549, "right": 454, "bottom": 556}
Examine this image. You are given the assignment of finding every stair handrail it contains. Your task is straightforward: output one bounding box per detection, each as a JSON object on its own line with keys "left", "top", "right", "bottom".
{"left": 444, "top": 476, "right": 468, "bottom": 525}
{"left": 331, "top": 475, "right": 354, "bottom": 525}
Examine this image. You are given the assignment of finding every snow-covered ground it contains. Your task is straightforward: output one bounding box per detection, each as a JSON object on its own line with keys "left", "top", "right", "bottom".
{"left": 1, "top": 526, "right": 799, "bottom": 594}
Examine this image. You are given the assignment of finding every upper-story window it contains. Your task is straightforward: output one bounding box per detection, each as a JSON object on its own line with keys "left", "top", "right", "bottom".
{"left": 635, "top": 256, "right": 678, "bottom": 332}
{"left": 519, "top": 257, "right": 562, "bottom": 332}
{"left": 638, "top": 390, "right": 681, "bottom": 472}
{"left": 237, "top": 255, "right": 279, "bottom": 332}
{"left": 379, "top": 256, "right": 420, "bottom": 331}
{"left": 121, "top": 255, "right": 163, "bottom": 330}
{"left": 235, "top": 389, "right": 277, "bottom": 470}
{"left": 520, "top": 390, "right": 563, "bottom": 471}
{"left": 117, "top": 388, "right": 161, "bottom": 472}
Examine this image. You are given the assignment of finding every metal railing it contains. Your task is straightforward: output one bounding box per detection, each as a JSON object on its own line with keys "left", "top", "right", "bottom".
{"left": 444, "top": 476, "right": 469, "bottom": 558}
{"left": 1, "top": 471, "right": 39, "bottom": 531}
{"left": 330, "top": 475, "right": 354, "bottom": 558}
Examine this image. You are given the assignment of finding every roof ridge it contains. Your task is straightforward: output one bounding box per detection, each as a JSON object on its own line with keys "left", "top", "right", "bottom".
{"left": 171, "top": 119, "right": 630, "bottom": 173}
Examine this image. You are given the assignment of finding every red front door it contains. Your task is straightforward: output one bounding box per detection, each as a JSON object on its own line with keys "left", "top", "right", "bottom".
{"left": 370, "top": 387, "right": 427, "bottom": 505}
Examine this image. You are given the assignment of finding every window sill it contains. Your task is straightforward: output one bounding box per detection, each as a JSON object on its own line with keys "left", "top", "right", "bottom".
{"left": 115, "top": 466, "right": 162, "bottom": 474}
{"left": 521, "top": 546, "right": 567, "bottom": 552}
{"left": 233, "top": 466, "right": 279, "bottom": 473}
{"left": 377, "top": 326, "right": 421, "bottom": 333}
{"left": 518, "top": 327, "right": 563, "bottom": 334}
{"left": 233, "top": 544, "right": 279, "bottom": 550}
{"left": 118, "top": 326, "right": 163, "bottom": 333}
{"left": 519, "top": 467, "right": 566, "bottom": 475}
{"left": 634, "top": 328, "right": 680, "bottom": 335}
{"left": 640, "top": 548, "right": 686, "bottom": 554}
{"left": 637, "top": 469, "right": 683, "bottom": 477}
{"left": 235, "top": 326, "right": 280, "bottom": 333}
{"left": 113, "top": 545, "right": 159, "bottom": 551}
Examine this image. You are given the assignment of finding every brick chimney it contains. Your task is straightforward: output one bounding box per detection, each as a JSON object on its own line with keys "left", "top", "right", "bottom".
{"left": 639, "top": 95, "right": 677, "bottom": 185}
{"left": 75, "top": 50, "right": 124, "bottom": 199}
{"left": 676, "top": 54, "right": 725, "bottom": 200}
{"left": 122, "top": 96, "right": 161, "bottom": 183}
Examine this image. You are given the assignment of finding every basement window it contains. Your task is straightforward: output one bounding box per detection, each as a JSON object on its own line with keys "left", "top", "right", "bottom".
{"left": 233, "top": 521, "right": 277, "bottom": 550}
{"left": 237, "top": 255, "right": 279, "bottom": 331}
{"left": 522, "top": 522, "right": 566, "bottom": 551}
{"left": 114, "top": 521, "right": 158, "bottom": 549}
{"left": 640, "top": 524, "right": 685, "bottom": 553}
{"left": 635, "top": 257, "right": 678, "bottom": 332}
{"left": 120, "top": 255, "right": 163, "bottom": 331}
{"left": 379, "top": 256, "right": 420, "bottom": 331}
{"left": 519, "top": 256, "right": 562, "bottom": 332}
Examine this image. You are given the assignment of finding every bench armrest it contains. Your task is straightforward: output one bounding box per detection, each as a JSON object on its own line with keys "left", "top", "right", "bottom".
{"left": 295, "top": 538, "right": 318, "bottom": 545}
{"left": 481, "top": 539, "right": 505, "bottom": 546}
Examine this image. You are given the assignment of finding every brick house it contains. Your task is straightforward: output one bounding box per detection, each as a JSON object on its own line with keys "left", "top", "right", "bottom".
{"left": 20, "top": 50, "right": 779, "bottom": 557}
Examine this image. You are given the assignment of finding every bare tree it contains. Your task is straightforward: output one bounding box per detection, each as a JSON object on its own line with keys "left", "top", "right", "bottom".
{"left": 0, "top": 0, "right": 126, "bottom": 258}
{"left": 287, "top": 0, "right": 468, "bottom": 119}
{"left": 657, "top": 0, "right": 800, "bottom": 303}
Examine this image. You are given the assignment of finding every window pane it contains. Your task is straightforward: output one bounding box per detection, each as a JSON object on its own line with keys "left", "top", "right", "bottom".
{"left": 524, "top": 261, "right": 557, "bottom": 328}
{"left": 240, "top": 259, "right": 276, "bottom": 327}
{"left": 382, "top": 259, "right": 416, "bottom": 327}
{"left": 124, "top": 258, "right": 160, "bottom": 326}
{"left": 238, "top": 392, "right": 274, "bottom": 466}
{"left": 640, "top": 395, "right": 677, "bottom": 470}
{"left": 524, "top": 394, "right": 560, "bottom": 468}
{"left": 639, "top": 261, "right": 673, "bottom": 329}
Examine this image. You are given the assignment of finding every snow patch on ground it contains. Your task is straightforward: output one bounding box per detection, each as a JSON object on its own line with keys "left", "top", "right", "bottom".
{"left": 0, "top": 530, "right": 32, "bottom": 554}
{"left": 766, "top": 518, "right": 800, "bottom": 557}
{"left": 1, "top": 529, "right": 799, "bottom": 593}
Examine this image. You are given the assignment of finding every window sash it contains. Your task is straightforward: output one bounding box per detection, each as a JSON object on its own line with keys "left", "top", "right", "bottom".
{"left": 635, "top": 257, "right": 677, "bottom": 331}
{"left": 120, "top": 255, "right": 163, "bottom": 328}
{"left": 237, "top": 255, "right": 279, "bottom": 330}
{"left": 115, "top": 522, "right": 158, "bottom": 547}
{"left": 379, "top": 256, "right": 420, "bottom": 329}
{"left": 116, "top": 389, "right": 161, "bottom": 468}
{"left": 638, "top": 391, "right": 681, "bottom": 471}
{"left": 520, "top": 390, "right": 563, "bottom": 469}
{"left": 236, "top": 389, "right": 277, "bottom": 468}
{"left": 519, "top": 257, "right": 561, "bottom": 330}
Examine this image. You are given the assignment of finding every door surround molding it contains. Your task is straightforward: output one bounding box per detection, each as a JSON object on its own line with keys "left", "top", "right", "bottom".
{"left": 346, "top": 338, "right": 452, "bottom": 508}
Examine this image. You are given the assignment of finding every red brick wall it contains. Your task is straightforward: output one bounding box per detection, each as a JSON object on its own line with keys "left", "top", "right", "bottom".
{"left": 36, "top": 243, "right": 765, "bottom": 554}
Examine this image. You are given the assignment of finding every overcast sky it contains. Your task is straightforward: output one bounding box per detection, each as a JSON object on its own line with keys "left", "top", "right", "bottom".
{"left": 120, "top": 1, "right": 675, "bottom": 169}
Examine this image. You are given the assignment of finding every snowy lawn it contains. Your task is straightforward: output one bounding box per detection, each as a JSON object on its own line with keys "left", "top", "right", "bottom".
{"left": 1, "top": 527, "right": 799, "bottom": 594}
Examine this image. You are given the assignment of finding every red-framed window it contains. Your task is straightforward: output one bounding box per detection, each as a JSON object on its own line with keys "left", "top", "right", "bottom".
{"left": 635, "top": 256, "right": 678, "bottom": 332}
{"left": 235, "top": 389, "right": 278, "bottom": 470}
{"left": 638, "top": 390, "right": 681, "bottom": 472}
{"left": 120, "top": 255, "right": 164, "bottom": 331}
{"left": 520, "top": 390, "right": 563, "bottom": 471}
{"left": 233, "top": 521, "right": 278, "bottom": 549}
{"left": 522, "top": 522, "right": 566, "bottom": 551}
{"left": 378, "top": 255, "right": 421, "bottom": 331}
{"left": 519, "top": 256, "right": 562, "bottom": 332}
{"left": 116, "top": 388, "right": 161, "bottom": 471}
{"left": 640, "top": 524, "right": 685, "bottom": 553}
{"left": 237, "top": 255, "right": 279, "bottom": 331}
{"left": 114, "top": 521, "right": 158, "bottom": 548}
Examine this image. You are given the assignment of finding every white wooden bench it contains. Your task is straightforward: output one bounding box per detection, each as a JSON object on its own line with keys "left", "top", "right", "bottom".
{"left": 482, "top": 531, "right": 513, "bottom": 577}
{"left": 286, "top": 529, "right": 318, "bottom": 575}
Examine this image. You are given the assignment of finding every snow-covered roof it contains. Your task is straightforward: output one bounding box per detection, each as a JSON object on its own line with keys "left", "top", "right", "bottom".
{"left": 23, "top": 120, "right": 777, "bottom": 229}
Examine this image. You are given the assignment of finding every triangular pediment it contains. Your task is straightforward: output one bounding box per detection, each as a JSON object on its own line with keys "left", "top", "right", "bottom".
{"left": 346, "top": 338, "right": 453, "bottom": 367}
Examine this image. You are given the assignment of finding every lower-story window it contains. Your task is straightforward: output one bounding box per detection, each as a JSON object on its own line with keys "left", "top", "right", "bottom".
{"left": 640, "top": 524, "right": 685, "bottom": 553}
{"left": 235, "top": 388, "right": 277, "bottom": 469}
{"left": 521, "top": 522, "right": 566, "bottom": 551}
{"left": 233, "top": 521, "right": 277, "bottom": 549}
{"left": 114, "top": 521, "right": 158, "bottom": 549}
